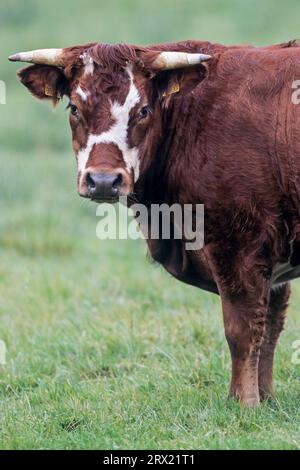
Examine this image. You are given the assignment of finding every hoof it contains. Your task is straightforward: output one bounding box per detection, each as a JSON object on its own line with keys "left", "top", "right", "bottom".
{"left": 241, "top": 395, "right": 260, "bottom": 407}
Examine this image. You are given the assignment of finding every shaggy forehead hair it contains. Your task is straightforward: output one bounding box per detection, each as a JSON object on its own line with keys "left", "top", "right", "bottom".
{"left": 80, "top": 43, "right": 154, "bottom": 78}
{"left": 88, "top": 43, "right": 139, "bottom": 69}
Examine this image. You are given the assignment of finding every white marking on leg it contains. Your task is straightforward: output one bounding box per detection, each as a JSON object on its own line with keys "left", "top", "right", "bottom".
{"left": 77, "top": 66, "right": 140, "bottom": 181}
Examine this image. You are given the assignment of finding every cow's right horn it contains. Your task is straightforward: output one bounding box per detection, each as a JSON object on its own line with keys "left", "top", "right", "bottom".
{"left": 8, "top": 48, "right": 65, "bottom": 67}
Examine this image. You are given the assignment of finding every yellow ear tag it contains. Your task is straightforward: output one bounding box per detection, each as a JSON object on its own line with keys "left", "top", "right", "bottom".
{"left": 162, "top": 82, "right": 180, "bottom": 98}
{"left": 169, "top": 82, "right": 180, "bottom": 95}
{"left": 44, "top": 84, "right": 54, "bottom": 97}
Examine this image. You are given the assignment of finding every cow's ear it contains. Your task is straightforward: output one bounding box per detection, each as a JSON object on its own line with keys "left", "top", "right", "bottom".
{"left": 18, "top": 64, "right": 69, "bottom": 104}
{"left": 153, "top": 64, "right": 208, "bottom": 102}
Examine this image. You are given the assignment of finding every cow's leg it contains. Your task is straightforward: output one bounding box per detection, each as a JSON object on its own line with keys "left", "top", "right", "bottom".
{"left": 258, "top": 283, "right": 290, "bottom": 400}
{"left": 221, "top": 290, "right": 269, "bottom": 407}
{"left": 204, "top": 240, "right": 272, "bottom": 406}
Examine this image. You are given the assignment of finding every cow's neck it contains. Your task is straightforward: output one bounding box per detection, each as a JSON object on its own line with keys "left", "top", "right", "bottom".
{"left": 136, "top": 94, "right": 205, "bottom": 207}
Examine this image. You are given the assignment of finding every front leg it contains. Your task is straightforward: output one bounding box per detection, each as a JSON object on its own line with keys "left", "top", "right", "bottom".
{"left": 205, "top": 243, "right": 271, "bottom": 407}
{"left": 222, "top": 290, "right": 269, "bottom": 406}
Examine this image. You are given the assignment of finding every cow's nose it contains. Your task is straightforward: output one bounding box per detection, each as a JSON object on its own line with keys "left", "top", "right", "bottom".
{"left": 86, "top": 172, "right": 122, "bottom": 200}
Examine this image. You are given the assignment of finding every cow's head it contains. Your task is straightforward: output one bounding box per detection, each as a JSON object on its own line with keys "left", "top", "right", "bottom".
{"left": 10, "top": 44, "right": 210, "bottom": 202}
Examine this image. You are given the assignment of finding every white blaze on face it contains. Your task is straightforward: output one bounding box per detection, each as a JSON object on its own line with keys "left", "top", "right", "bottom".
{"left": 76, "top": 85, "right": 88, "bottom": 102}
{"left": 77, "top": 66, "right": 141, "bottom": 182}
{"left": 80, "top": 53, "right": 94, "bottom": 76}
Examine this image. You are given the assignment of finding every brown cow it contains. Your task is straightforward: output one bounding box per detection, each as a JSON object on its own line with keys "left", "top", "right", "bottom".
{"left": 9, "top": 39, "right": 300, "bottom": 406}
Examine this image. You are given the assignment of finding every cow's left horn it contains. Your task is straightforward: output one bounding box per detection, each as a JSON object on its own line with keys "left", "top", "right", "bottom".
{"left": 151, "top": 51, "right": 211, "bottom": 70}
{"left": 8, "top": 48, "right": 64, "bottom": 66}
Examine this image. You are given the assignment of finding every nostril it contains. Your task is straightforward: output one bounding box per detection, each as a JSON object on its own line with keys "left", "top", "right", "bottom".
{"left": 112, "top": 173, "right": 123, "bottom": 190}
{"left": 85, "top": 172, "right": 124, "bottom": 200}
{"left": 86, "top": 172, "right": 96, "bottom": 190}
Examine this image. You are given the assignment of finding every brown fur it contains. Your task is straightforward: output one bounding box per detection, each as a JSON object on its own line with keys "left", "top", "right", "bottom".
{"left": 16, "top": 39, "right": 300, "bottom": 406}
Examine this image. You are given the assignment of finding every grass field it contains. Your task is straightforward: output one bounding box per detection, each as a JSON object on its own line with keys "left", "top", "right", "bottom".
{"left": 1, "top": 0, "right": 300, "bottom": 450}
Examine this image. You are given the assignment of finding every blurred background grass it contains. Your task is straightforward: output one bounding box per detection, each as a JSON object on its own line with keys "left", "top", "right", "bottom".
{"left": 0, "top": 0, "right": 300, "bottom": 450}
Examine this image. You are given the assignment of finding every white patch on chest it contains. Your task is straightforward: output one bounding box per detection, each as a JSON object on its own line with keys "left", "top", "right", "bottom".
{"left": 77, "top": 66, "right": 140, "bottom": 181}
{"left": 76, "top": 85, "right": 88, "bottom": 102}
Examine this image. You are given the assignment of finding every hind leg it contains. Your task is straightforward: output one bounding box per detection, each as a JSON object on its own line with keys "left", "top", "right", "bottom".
{"left": 258, "top": 283, "right": 290, "bottom": 400}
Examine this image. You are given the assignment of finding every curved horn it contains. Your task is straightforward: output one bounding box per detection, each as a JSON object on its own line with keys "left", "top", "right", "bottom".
{"left": 151, "top": 51, "right": 211, "bottom": 70}
{"left": 8, "top": 48, "right": 64, "bottom": 66}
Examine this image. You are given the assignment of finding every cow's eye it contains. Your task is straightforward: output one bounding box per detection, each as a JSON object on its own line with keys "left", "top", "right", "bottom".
{"left": 70, "top": 104, "right": 78, "bottom": 116}
{"left": 137, "top": 105, "right": 151, "bottom": 121}
{"left": 67, "top": 102, "right": 79, "bottom": 117}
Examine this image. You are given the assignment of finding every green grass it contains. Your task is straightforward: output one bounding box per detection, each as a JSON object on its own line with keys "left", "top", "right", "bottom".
{"left": 1, "top": 0, "right": 300, "bottom": 450}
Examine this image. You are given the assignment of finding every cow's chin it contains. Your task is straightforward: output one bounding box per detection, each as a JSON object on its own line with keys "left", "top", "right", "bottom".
{"left": 90, "top": 195, "right": 121, "bottom": 204}
{"left": 80, "top": 188, "right": 133, "bottom": 205}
